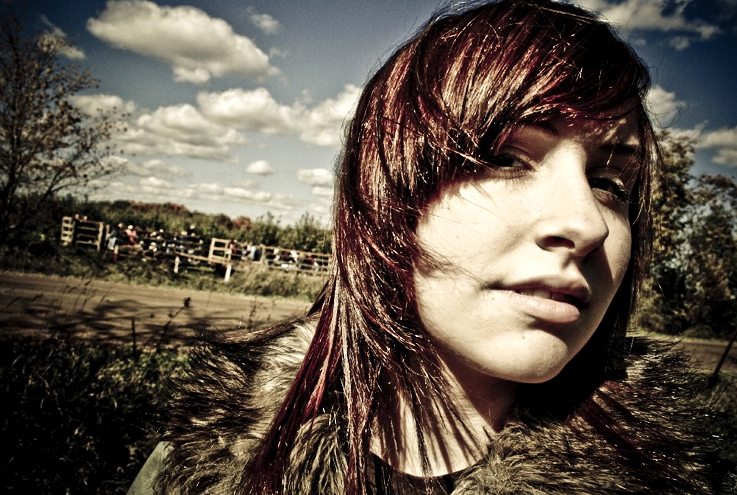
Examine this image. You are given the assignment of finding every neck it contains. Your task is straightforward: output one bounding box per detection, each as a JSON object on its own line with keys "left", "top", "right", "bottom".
{"left": 371, "top": 367, "right": 517, "bottom": 477}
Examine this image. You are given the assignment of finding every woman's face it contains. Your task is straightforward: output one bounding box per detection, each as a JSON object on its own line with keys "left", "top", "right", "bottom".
{"left": 414, "top": 114, "right": 640, "bottom": 387}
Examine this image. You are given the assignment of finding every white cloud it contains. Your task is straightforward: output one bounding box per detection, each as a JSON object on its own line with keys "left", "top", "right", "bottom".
{"left": 574, "top": 0, "right": 719, "bottom": 45}
{"left": 298, "top": 168, "right": 333, "bottom": 187}
{"left": 297, "top": 85, "right": 360, "bottom": 147}
{"left": 246, "top": 160, "right": 275, "bottom": 175}
{"left": 712, "top": 148, "right": 737, "bottom": 166}
{"left": 115, "top": 103, "right": 244, "bottom": 160}
{"left": 697, "top": 127, "right": 737, "bottom": 168}
{"left": 140, "top": 176, "right": 175, "bottom": 190}
{"left": 198, "top": 84, "right": 360, "bottom": 148}
{"left": 124, "top": 158, "right": 190, "bottom": 179}
{"left": 645, "top": 85, "right": 685, "bottom": 126}
{"left": 71, "top": 94, "right": 136, "bottom": 116}
{"left": 198, "top": 88, "right": 296, "bottom": 133}
{"left": 87, "top": 0, "right": 278, "bottom": 84}
{"left": 247, "top": 7, "right": 282, "bottom": 35}
{"left": 697, "top": 126, "right": 737, "bottom": 167}
{"left": 311, "top": 186, "right": 334, "bottom": 197}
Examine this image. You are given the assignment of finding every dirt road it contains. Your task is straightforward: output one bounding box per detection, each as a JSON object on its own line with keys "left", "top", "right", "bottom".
{"left": 1, "top": 271, "right": 734, "bottom": 372}
{"left": 0, "top": 271, "right": 311, "bottom": 348}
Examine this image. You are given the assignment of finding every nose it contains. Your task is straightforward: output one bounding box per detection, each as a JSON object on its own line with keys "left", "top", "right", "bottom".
{"left": 534, "top": 156, "right": 610, "bottom": 258}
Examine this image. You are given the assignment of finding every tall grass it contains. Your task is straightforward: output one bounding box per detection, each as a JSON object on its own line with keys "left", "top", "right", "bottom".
{"left": 0, "top": 243, "right": 327, "bottom": 301}
{"left": 0, "top": 337, "right": 184, "bottom": 494}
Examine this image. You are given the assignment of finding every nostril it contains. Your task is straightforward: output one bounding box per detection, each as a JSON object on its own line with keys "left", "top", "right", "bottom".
{"left": 544, "top": 236, "right": 575, "bottom": 249}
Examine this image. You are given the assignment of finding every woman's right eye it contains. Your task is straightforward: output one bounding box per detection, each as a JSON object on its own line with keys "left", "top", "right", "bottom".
{"left": 490, "top": 153, "right": 525, "bottom": 168}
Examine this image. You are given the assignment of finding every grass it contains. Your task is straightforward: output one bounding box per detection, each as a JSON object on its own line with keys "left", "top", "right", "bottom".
{"left": 0, "top": 243, "right": 327, "bottom": 301}
{"left": 0, "top": 337, "right": 185, "bottom": 494}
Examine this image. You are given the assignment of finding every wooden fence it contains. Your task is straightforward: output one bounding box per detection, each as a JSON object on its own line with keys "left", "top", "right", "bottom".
{"left": 208, "top": 238, "right": 330, "bottom": 280}
{"left": 60, "top": 216, "right": 330, "bottom": 280}
{"left": 61, "top": 216, "right": 108, "bottom": 251}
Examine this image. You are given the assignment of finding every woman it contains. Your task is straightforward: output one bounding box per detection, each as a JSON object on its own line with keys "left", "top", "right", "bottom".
{"left": 129, "top": 1, "right": 730, "bottom": 494}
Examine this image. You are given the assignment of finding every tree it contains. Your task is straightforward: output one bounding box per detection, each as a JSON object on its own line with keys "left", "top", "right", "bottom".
{"left": 639, "top": 132, "right": 737, "bottom": 338}
{"left": 278, "top": 212, "right": 332, "bottom": 253}
{"left": 0, "top": 6, "right": 122, "bottom": 244}
{"left": 243, "top": 212, "right": 282, "bottom": 247}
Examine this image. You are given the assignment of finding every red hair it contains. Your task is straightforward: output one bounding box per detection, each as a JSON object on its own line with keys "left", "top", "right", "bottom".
{"left": 246, "top": 1, "right": 657, "bottom": 493}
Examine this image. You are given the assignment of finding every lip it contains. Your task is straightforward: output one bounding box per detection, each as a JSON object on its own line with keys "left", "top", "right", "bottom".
{"left": 490, "top": 278, "right": 591, "bottom": 325}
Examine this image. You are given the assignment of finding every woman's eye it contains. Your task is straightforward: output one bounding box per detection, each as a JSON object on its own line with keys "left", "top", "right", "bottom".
{"left": 489, "top": 153, "right": 532, "bottom": 172}
{"left": 491, "top": 155, "right": 524, "bottom": 168}
{"left": 589, "top": 175, "right": 631, "bottom": 203}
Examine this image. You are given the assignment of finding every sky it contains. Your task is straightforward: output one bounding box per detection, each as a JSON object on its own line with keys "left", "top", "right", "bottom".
{"left": 13, "top": 0, "right": 737, "bottom": 226}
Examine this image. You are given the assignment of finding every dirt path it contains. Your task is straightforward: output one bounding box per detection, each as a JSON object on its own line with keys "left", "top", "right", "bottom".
{"left": 0, "top": 271, "right": 311, "bottom": 348}
{"left": 1, "top": 271, "right": 735, "bottom": 372}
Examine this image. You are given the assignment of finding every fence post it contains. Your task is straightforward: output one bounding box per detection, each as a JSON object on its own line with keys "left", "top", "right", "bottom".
{"left": 709, "top": 326, "right": 737, "bottom": 387}
{"left": 131, "top": 317, "right": 138, "bottom": 358}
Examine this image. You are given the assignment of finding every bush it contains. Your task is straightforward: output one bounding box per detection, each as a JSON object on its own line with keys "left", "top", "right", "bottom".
{"left": 0, "top": 337, "right": 185, "bottom": 494}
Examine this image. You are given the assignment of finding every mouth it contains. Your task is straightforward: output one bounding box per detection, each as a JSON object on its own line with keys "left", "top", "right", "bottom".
{"left": 494, "top": 281, "right": 590, "bottom": 324}
{"left": 513, "top": 288, "right": 584, "bottom": 308}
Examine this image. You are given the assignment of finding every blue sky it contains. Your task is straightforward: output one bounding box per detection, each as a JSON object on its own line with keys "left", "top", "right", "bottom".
{"left": 15, "top": 0, "right": 737, "bottom": 225}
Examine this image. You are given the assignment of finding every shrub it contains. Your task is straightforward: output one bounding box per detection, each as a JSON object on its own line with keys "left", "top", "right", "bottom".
{"left": 0, "top": 337, "right": 184, "bottom": 494}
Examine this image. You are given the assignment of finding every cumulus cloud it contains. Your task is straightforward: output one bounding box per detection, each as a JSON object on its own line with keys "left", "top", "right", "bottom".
{"left": 298, "top": 168, "right": 333, "bottom": 187}
{"left": 645, "top": 85, "right": 685, "bottom": 127}
{"left": 697, "top": 126, "right": 737, "bottom": 167}
{"left": 198, "top": 88, "right": 296, "bottom": 133}
{"left": 246, "top": 160, "right": 275, "bottom": 175}
{"left": 114, "top": 103, "right": 244, "bottom": 161}
{"left": 297, "top": 85, "right": 360, "bottom": 147}
{"left": 123, "top": 158, "right": 191, "bottom": 179}
{"left": 93, "top": 177, "right": 331, "bottom": 225}
{"left": 87, "top": 0, "right": 278, "bottom": 84}
{"left": 198, "top": 84, "right": 360, "bottom": 148}
{"left": 71, "top": 94, "right": 136, "bottom": 116}
{"left": 311, "top": 186, "right": 334, "bottom": 197}
{"left": 247, "top": 7, "right": 282, "bottom": 34}
{"left": 575, "top": 0, "right": 720, "bottom": 48}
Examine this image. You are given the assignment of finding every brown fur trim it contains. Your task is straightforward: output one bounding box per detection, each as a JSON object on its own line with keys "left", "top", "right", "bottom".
{"left": 154, "top": 319, "right": 728, "bottom": 494}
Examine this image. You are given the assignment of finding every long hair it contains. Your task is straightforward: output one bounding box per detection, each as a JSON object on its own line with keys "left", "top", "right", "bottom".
{"left": 246, "top": 1, "right": 657, "bottom": 493}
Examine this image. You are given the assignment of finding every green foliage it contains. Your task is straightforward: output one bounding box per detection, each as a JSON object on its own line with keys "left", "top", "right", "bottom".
{"left": 279, "top": 212, "right": 332, "bottom": 253}
{"left": 0, "top": 337, "right": 185, "bottom": 494}
{"left": 226, "top": 263, "right": 326, "bottom": 301}
{"left": 0, "top": 240, "right": 326, "bottom": 301}
{"left": 241, "top": 211, "right": 282, "bottom": 247}
{"left": 638, "top": 132, "right": 737, "bottom": 338}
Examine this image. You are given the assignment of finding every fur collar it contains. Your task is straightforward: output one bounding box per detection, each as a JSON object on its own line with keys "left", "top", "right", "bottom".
{"left": 157, "top": 317, "right": 730, "bottom": 494}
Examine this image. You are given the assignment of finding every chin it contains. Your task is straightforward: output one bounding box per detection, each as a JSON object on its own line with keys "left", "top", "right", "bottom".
{"left": 499, "top": 352, "right": 573, "bottom": 384}
{"left": 512, "top": 365, "right": 567, "bottom": 384}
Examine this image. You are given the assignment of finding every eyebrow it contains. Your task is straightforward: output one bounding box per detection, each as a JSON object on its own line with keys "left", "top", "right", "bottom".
{"left": 599, "top": 142, "right": 640, "bottom": 155}
{"left": 520, "top": 121, "right": 641, "bottom": 156}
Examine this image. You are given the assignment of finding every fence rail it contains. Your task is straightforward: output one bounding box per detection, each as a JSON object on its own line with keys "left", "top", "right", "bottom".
{"left": 60, "top": 216, "right": 331, "bottom": 279}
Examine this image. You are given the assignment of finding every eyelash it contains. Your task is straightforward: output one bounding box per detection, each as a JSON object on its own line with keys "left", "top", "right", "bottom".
{"left": 589, "top": 176, "right": 631, "bottom": 204}
{"left": 485, "top": 153, "right": 632, "bottom": 204}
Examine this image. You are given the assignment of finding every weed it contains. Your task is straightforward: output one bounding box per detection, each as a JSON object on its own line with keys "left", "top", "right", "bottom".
{"left": 0, "top": 337, "right": 185, "bottom": 494}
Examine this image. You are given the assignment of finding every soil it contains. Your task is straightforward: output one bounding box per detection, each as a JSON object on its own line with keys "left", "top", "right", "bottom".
{"left": 0, "top": 270, "right": 311, "bottom": 348}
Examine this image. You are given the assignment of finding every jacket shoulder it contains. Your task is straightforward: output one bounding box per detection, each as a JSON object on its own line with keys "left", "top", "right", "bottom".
{"left": 156, "top": 316, "right": 316, "bottom": 494}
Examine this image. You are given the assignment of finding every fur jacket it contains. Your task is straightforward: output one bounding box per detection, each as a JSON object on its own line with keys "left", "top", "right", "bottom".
{"left": 128, "top": 316, "right": 735, "bottom": 495}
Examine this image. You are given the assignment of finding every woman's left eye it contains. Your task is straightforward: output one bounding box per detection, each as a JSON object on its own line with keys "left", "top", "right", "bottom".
{"left": 589, "top": 174, "right": 631, "bottom": 204}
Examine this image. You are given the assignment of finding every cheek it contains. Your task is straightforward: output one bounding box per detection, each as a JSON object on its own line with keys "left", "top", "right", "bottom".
{"left": 608, "top": 219, "right": 633, "bottom": 286}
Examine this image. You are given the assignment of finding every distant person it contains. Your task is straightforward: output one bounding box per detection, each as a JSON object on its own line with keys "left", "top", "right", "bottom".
{"left": 124, "top": 225, "right": 138, "bottom": 245}
{"left": 128, "top": 1, "right": 732, "bottom": 494}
